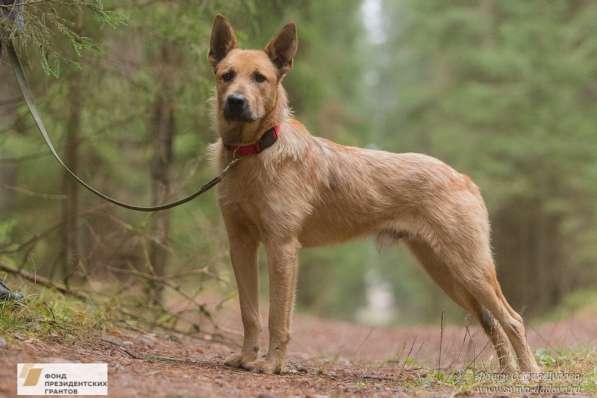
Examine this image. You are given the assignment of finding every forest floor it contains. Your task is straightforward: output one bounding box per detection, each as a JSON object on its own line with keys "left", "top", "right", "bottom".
{"left": 0, "top": 289, "right": 596, "bottom": 397}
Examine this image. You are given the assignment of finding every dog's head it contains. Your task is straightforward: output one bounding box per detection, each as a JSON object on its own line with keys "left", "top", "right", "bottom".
{"left": 208, "top": 14, "right": 298, "bottom": 144}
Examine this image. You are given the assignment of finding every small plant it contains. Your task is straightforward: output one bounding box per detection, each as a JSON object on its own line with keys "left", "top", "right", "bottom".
{"left": 536, "top": 347, "right": 557, "bottom": 368}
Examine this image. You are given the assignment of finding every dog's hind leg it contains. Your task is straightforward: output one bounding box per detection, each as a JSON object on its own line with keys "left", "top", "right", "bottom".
{"left": 464, "top": 267, "right": 540, "bottom": 372}
{"left": 407, "top": 239, "right": 518, "bottom": 372}
{"left": 409, "top": 214, "right": 539, "bottom": 372}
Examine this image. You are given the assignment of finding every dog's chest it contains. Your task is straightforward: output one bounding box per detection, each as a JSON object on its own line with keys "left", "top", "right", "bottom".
{"left": 217, "top": 163, "right": 315, "bottom": 234}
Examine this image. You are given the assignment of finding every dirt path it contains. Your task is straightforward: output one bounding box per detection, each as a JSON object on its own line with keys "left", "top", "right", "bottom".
{"left": 1, "top": 308, "right": 596, "bottom": 397}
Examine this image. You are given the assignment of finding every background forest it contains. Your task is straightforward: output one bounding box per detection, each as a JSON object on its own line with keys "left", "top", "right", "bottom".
{"left": 1, "top": 0, "right": 597, "bottom": 329}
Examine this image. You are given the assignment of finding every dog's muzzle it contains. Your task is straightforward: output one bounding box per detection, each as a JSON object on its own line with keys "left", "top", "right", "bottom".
{"left": 224, "top": 94, "right": 254, "bottom": 122}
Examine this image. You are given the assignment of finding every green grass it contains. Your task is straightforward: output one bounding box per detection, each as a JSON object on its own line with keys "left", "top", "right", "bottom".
{"left": 0, "top": 287, "right": 114, "bottom": 342}
{"left": 398, "top": 349, "right": 597, "bottom": 396}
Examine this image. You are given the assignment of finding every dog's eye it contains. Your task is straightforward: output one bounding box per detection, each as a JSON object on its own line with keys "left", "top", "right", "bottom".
{"left": 222, "top": 71, "right": 235, "bottom": 82}
{"left": 253, "top": 72, "right": 267, "bottom": 83}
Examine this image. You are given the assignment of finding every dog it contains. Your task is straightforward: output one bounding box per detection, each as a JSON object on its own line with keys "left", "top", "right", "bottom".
{"left": 208, "top": 14, "right": 540, "bottom": 375}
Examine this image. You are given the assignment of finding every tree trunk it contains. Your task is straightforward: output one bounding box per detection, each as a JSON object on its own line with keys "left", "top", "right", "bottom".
{"left": 59, "top": 69, "right": 82, "bottom": 285}
{"left": 147, "top": 44, "right": 177, "bottom": 305}
{"left": 494, "top": 198, "right": 566, "bottom": 316}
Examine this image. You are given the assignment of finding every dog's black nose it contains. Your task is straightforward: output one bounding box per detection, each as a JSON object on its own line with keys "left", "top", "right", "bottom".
{"left": 226, "top": 94, "right": 247, "bottom": 111}
{"left": 224, "top": 94, "right": 252, "bottom": 121}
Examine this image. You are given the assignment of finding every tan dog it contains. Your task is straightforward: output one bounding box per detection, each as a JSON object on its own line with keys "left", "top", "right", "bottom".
{"left": 208, "top": 14, "right": 539, "bottom": 374}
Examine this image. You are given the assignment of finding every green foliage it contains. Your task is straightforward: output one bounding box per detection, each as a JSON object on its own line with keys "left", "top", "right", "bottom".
{"left": 1, "top": 0, "right": 113, "bottom": 75}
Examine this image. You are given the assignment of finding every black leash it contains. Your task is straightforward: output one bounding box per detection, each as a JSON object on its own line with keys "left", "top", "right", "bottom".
{"left": 5, "top": 41, "right": 238, "bottom": 212}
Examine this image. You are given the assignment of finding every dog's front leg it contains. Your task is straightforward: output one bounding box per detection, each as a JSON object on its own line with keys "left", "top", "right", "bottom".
{"left": 244, "top": 237, "right": 299, "bottom": 374}
{"left": 222, "top": 221, "right": 261, "bottom": 369}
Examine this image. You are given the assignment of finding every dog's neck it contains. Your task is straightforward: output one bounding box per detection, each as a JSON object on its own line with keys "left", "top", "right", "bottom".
{"left": 217, "top": 86, "right": 289, "bottom": 146}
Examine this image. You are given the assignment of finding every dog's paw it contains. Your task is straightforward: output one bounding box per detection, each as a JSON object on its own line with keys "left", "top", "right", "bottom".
{"left": 224, "top": 353, "right": 249, "bottom": 369}
{"left": 242, "top": 357, "right": 281, "bottom": 375}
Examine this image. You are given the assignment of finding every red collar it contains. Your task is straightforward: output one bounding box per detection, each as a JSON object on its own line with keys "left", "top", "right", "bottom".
{"left": 224, "top": 125, "right": 281, "bottom": 157}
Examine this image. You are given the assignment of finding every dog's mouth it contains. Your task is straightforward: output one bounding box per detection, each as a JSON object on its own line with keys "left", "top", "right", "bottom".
{"left": 223, "top": 109, "right": 257, "bottom": 123}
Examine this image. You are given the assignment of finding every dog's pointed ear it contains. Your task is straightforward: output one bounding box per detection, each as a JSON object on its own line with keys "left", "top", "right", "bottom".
{"left": 265, "top": 22, "right": 298, "bottom": 76}
{"left": 208, "top": 14, "right": 237, "bottom": 69}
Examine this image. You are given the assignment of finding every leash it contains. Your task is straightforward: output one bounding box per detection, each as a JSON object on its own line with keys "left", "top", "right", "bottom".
{"left": 5, "top": 41, "right": 239, "bottom": 212}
